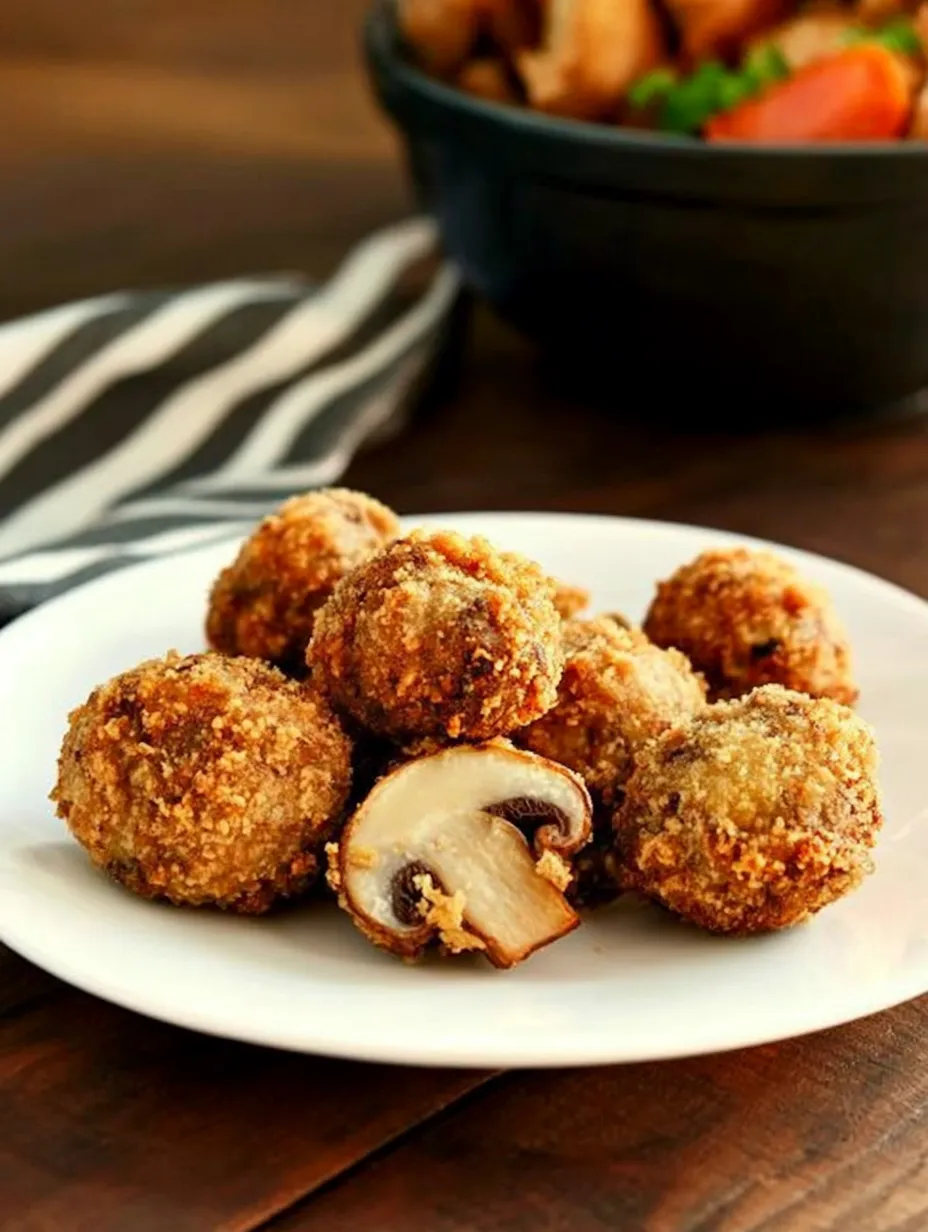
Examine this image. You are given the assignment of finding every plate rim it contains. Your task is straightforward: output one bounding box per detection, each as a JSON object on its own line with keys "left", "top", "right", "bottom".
{"left": 2, "top": 899, "right": 926, "bottom": 1068}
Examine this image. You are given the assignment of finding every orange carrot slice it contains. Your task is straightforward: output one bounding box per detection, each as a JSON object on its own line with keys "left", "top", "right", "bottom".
{"left": 705, "top": 43, "right": 913, "bottom": 142}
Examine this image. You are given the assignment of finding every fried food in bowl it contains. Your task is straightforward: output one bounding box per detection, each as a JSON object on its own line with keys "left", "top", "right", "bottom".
{"left": 399, "top": 0, "right": 539, "bottom": 75}
{"left": 614, "top": 685, "right": 882, "bottom": 933}
{"left": 643, "top": 547, "right": 857, "bottom": 704}
{"left": 52, "top": 652, "right": 353, "bottom": 913}
{"left": 457, "top": 56, "right": 521, "bottom": 101}
{"left": 368, "top": 0, "right": 928, "bottom": 420}
{"left": 397, "top": 0, "right": 924, "bottom": 141}
{"left": 398, "top": 0, "right": 482, "bottom": 74}
{"left": 517, "top": 0, "right": 664, "bottom": 119}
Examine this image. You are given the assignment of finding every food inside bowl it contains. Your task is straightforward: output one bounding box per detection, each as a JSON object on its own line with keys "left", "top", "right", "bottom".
{"left": 397, "top": 0, "right": 928, "bottom": 140}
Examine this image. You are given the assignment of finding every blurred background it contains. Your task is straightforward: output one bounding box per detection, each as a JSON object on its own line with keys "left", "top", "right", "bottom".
{"left": 0, "top": 1, "right": 401, "bottom": 319}
{"left": 2, "top": 0, "right": 925, "bottom": 585}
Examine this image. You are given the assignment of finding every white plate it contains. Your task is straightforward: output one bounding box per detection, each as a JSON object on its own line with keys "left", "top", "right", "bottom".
{"left": 1, "top": 512, "right": 926, "bottom": 1068}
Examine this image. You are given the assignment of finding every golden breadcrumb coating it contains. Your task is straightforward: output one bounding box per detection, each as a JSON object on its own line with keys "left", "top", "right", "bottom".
{"left": 643, "top": 547, "right": 857, "bottom": 705}
{"left": 601, "top": 611, "right": 634, "bottom": 631}
{"left": 415, "top": 873, "right": 487, "bottom": 955}
{"left": 518, "top": 617, "right": 706, "bottom": 907}
{"left": 307, "top": 530, "right": 564, "bottom": 740}
{"left": 535, "top": 849, "right": 573, "bottom": 893}
{"left": 206, "top": 488, "right": 399, "bottom": 675}
{"left": 614, "top": 686, "right": 881, "bottom": 934}
{"left": 553, "top": 580, "right": 591, "bottom": 621}
{"left": 52, "top": 652, "right": 353, "bottom": 912}
{"left": 518, "top": 617, "right": 707, "bottom": 808}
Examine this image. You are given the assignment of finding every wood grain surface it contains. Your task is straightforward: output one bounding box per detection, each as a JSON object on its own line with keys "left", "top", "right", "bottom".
{"left": 0, "top": 1, "right": 404, "bottom": 321}
{"left": 276, "top": 1000, "right": 928, "bottom": 1232}
{"left": 0, "top": 983, "right": 493, "bottom": 1230}
{"left": 1, "top": 4, "right": 927, "bottom": 1230}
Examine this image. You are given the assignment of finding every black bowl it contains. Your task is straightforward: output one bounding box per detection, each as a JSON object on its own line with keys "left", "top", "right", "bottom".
{"left": 365, "top": 0, "right": 928, "bottom": 421}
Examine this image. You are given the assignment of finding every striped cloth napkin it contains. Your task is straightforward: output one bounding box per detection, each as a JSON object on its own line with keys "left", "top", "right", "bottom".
{"left": 0, "top": 218, "right": 458, "bottom": 625}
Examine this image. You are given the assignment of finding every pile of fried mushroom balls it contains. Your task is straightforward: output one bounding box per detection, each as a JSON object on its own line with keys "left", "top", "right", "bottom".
{"left": 52, "top": 488, "right": 883, "bottom": 970}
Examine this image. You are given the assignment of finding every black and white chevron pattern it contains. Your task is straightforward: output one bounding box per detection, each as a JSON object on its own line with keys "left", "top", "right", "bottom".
{"left": 0, "top": 218, "right": 458, "bottom": 624}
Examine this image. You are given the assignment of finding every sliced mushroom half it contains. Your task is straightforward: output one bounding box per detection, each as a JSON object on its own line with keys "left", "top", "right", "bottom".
{"left": 332, "top": 742, "right": 593, "bottom": 969}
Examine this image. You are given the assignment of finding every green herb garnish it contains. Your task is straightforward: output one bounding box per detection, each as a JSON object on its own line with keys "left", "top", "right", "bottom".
{"left": 743, "top": 44, "right": 791, "bottom": 91}
{"left": 634, "top": 45, "right": 790, "bottom": 135}
{"left": 627, "top": 67, "right": 678, "bottom": 109}
{"left": 844, "top": 17, "right": 922, "bottom": 56}
{"left": 716, "top": 73, "right": 754, "bottom": 113}
{"left": 628, "top": 13, "right": 922, "bottom": 139}
{"left": 661, "top": 60, "right": 728, "bottom": 133}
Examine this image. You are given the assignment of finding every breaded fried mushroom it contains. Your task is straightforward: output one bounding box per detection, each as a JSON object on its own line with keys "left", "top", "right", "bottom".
{"left": 307, "top": 530, "right": 564, "bottom": 741}
{"left": 518, "top": 617, "right": 706, "bottom": 904}
{"left": 552, "top": 579, "right": 591, "bottom": 620}
{"left": 643, "top": 547, "right": 857, "bottom": 705}
{"left": 614, "top": 686, "right": 882, "bottom": 934}
{"left": 206, "top": 488, "right": 399, "bottom": 676}
{"left": 519, "top": 617, "right": 707, "bottom": 808}
{"left": 52, "top": 652, "right": 353, "bottom": 913}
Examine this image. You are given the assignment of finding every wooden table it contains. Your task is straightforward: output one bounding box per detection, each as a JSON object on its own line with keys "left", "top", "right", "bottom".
{"left": 2, "top": 4, "right": 928, "bottom": 1229}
